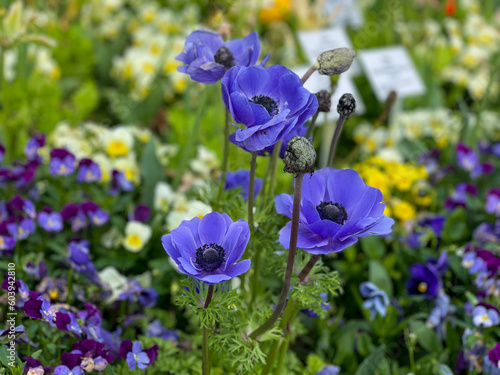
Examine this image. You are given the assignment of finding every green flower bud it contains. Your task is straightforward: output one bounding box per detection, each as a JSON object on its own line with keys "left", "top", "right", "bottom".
{"left": 283, "top": 136, "right": 316, "bottom": 175}
{"left": 317, "top": 48, "right": 356, "bottom": 76}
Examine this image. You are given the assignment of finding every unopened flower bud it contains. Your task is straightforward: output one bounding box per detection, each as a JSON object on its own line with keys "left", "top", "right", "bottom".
{"left": 214, "top": 46, "right": 235, "bottom": 70}
{"left": 337, "top": 93, "right": 356, "bottom": 118}
{"left": 315, "top": 90, "right": 331, "bottom": 112}
{"left": 317, "top": 48, "right": 356, "bottom": 76}
{"left": 283, "top": 136, "right": 316, "bottom": 175}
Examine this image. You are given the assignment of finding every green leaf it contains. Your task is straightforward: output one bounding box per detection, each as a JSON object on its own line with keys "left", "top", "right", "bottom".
{"left": 139, "top": 140, "right": 165, "bottom": 208}
{"left": 369, "top": 260, "right": 393, "bottom": 298}
{"left": 442, "top": 207, "right": 469, "bottom": 242}
{"left": 355, "top": 345, "right": 388, "bottom": 375}
{"left": 357, "top": 332, "right": 375, "bottom": 357}
{"left": 361, "top": 236, "right": 386, "bottom": 259}
{"left": 30, "top": 350, "right": 42, "bottom": 359}
{"left": 410, "top": 321, "right": 443, "bottom": 352}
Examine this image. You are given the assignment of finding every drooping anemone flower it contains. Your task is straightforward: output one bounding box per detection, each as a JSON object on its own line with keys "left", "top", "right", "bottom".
{"left": 359, "top": 281, "right": 390, "bottom": 320}
{"left": 176, "top": 30, "right": 261, "bottom": 84}
{"left": 224, "top": 170, "right": 263, "bottom": 200}
{"left": 407, "top": 263, "right": 440, "bottom": 299}
{"left": 162, "top": 212, "right": 251, "bottom": 284}
{"left": 275, "top": 168, "right": 393, "bottom": 254}
{"left": 222, "top": 64, "right": 318, "bottom": 152}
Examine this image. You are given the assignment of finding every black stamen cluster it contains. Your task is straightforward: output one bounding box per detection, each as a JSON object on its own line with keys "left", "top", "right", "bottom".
{"left": 249, "top": 95, "right": 279, "bottom": 117}
{"left": 214, "top": 46, "right": 236, "bottom": 70}
{"left": 195, "top": 243, "right": 226, "bottom": 271}
{"left": 316, "top": 201, "right": 348, "bottom": 225}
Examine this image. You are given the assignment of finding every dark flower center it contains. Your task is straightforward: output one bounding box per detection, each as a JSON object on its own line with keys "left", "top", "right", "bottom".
{"left": 249, "top": 95, "right": 279, "bottom": 117}
{"left": 316, "top": 201, "right": 348, "bottom": 225}
{"left": 195, "top": 243, "right": 226, "bottom": 271}
{"left": 214, "top": 46, "right": 235, "bottom": 70}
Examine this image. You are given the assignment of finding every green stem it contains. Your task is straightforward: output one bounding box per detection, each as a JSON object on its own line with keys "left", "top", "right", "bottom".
{"left": 301, "top": 63, "right": 319, "bottom": 84}
{"left": 249, "top": 173, "right": 304, "bottom": 340}
{"left": 250, "top": 241, "right": 261, "bottom": 305}
{"left": 305, "top": 111, "right": 319, "bottom": 139}
{"left": 66, "top": 268, "right": 74, "bottom": 305}
{"left": 266, "top": 140, "right": 282, "bottom": 202}
{"left": 247, "top": 152, "right": 258, "bottom": 231}
{"left": 217, "top": 109, "right": 231, "bottom": 201}
{"left": 202, "top": 284, "right": 214, "bottom": 375}
{"left": 174, "top": 86, "right": 209, "bottom": 188}
{"left": 275, "top": 338, "right": 289, "bottom": 375}
{"left": 298, "top": 254, "right": 320, "bottom": 282}
{"left": 202, "top": 326, "right": 210, "bottom": 375}
{"left": 327, "top": 115, "right": 346, "bottom": 167}
{"left": 262, "top": 341, "right": 281, "bottom": 375}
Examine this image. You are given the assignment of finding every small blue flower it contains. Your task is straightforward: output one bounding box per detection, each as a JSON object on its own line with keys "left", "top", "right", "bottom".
{"left": 7, "top": 218, "right": 35, "bottom": 240}
{"left": 176, "top": 30, "right": 261, "bottom": 84}
{"left": 49, "top": 148, "right": 75, "bottom": 176}
{"left": 224, "top": 170, "right": 263, "bottom": 200}
{"left": 38, "top": 211, "right": 63, "bottom": 232}
{"left": 407, "top": 263, "right": 440, "bottom": 299}
{"left": 472, "top": 304, "right": 499, "bottom": 328}
{"left": 317, "top": 364, "right": 340, "bottom": 375}
{"left": 77, "top": 159, "right": 102, "bottom": 183}
{"left": 359, "top": 282, "right": 390, "bottom": 320}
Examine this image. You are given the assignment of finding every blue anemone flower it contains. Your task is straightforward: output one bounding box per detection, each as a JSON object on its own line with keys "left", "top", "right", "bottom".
{"left": 222, "top": 64, "right": 318, "bottom": 152}
{"left": 176, "top": 30, "right": 261, "bottom": 84}
{"left": 224, "top": 170, "right": 263, "bottom": 200}
{"left": 162, "top": 212, "right": 251, "bottom": 284}
{"left": 275, "top": 168, "right": 393, "bottom": 254}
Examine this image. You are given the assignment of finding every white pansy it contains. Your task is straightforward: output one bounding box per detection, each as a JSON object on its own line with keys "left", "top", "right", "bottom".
{"left": 112, "top": 153, "right": 140, "bottom": 184}
{"left": 98, "top": 266, "right": 128, "bottom": 303}
{"left": 103, "top": 126, "right": 134, "bottom": 158}
{"left": 166, "top": 199, "right": 212, "bottom": 232}
{"left": 190, "top": 146, "right": 220, "bottom": 178}
{"left": 154, "top": 182, "right": 177, "bottom": 212}
{"left": 123, "top": 221, "right": 152, "bottom": 253}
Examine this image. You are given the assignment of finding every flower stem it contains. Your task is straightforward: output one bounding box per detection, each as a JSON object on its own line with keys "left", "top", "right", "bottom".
{"left": 267, "top": 140, "right": 282, "bottom": 199}
{"left": 249, "top": 173, "right": 304, "bottom": 340}
{"left": 298, "top": 254, "right": 320, "bottom": 282}
{"left": 327, "top": 115, "right": 346, "bottom": 167}
{"left": 204, "top": 284, "right": 214, "bottom": 309}
{"left": 202, "top": 325, "right": 210, "bottom": 375}
{"left": 174, "top": 86, "right": 209, "bottom": 189}
{"left": 217, "top": 109, "right": 231, "bottom": 201}
{"left": 247, "top": 152, "right": 258, "bottom": 231}
{"left": 305, "top": 111, "right": 319, "bottom": 139}
{"left": 301, "top": 63, "right": 319, "bottom": 84}
{"left": 202, "top": 284, "right": 214, "bottom": 375}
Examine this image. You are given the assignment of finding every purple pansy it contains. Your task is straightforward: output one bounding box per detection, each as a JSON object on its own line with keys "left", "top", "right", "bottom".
{"left": 82, "top": 202, "right": 109, "bottom": 227}
{"left": 359, "top": 281, "right": 390, "bottom": 320}
{"left": 120, "top": 340, "right": 158, "bottom": 370}
{"left": 485, "top": 343, "right": 500, "bottom": 374}
{"left": 38, "top": 211, "right": 63, "bottom": 232}
{"left": 317, "top": 365, "right": 340, "bottom": 375}
{"left": 275, "top": 168, "right": 394, "bottom": 254}
{"left": 7, "top": 218, "right": 35, "bottom": 240}
{"left": 50, "top": 148, "right": 76, "bottom": 176}
{"left": 25, "top": 134, "right": 45, "bottom": 162}
{"left": 0, "top": 143, "right": 4, "bottom": 163}
{"left": 117, "top": 280, "right": 158, "bottom": 308}
{"left": 23, "top": 293, "right": 56, "bottom": 325}
{"left": 53, "top": 365, "right": 83, "bottom": 375}
{"left": 56, "top": 312, "right": 83, "bottom": 336}
{"left": 472, "top": 303, "right": 499, "bottom": 328}
{"left": 407, "top": 263, "right": 440, "bottom": 299}
{"left": 224, "top": 170, "right": 263, "bottom": 200}
{"left": 70, "top": 339, "right": 114, "bottom": 367}
{"left": 162, "top": 211, "right": 251, "bottom": 284}
{"left": 78, "top": 303, "right": 104, "bottom": 342}
{"left": 110, "top": 170, "right": 133, "bottom": 196}
{"left": 146, "top": 320, "right": 179, "bottom": 342}
{"left": 176, "top": 30, "right": 261, "bottom": 84}
{"left": 222, "top": 64, "right": 318, "bottom": 152}
{"left": 444, "top": 183, "right": 477, "bottom": 211}
{"left": 132, "top": 204, "right": 150, "bottom": 223}
{"left": 486, "top": 188, "right": 500, "bottom": 216}
{"left": 77, "top": 159, "right": 101, "bottom": 183}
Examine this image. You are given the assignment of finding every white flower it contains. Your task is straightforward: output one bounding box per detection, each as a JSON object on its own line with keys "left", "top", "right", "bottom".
{"left": 154, "top": 182, "right": 177, "bottom": 211}
{"left": 166, "top": 199, "right": 212, "bottom": 232}
{"left": 190, "top": 146, "right": 219, "bottom": 177}
{"left": 98, "top": 266, "right": 128, "bottom": 303}
{"left": 123, "top": 221, "right": 152, "bottom": 253}
{"left": 112, "top": 153, "right": 140, "bottom": 184}
{"left": 103, "top": 126, "right": 134, "bottom": 158}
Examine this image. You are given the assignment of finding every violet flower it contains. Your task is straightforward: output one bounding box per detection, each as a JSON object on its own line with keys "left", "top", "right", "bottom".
{"left": 77, "top": 159, "right": 101, "bottom": 183}
{"left": 317, "top": 365, "right": 340, "bottom": 375}
{"left": 120, "top": 340, "right": 158, "bottom": 370}
{"left": 23, "top": 293, "right": 56, "bottom": 326}
{"left": 224, "top": 170, "right": 263, "bottom": 200}
{"left": 50, "top": 148, "right": 76, "bottom": 176}
{"left": 38, "top": 211, "right": 63, "bottom": 232}
{"left": 472, "top": 303, "right": 499, "bottom": 328}
{"left": 53, "top": 365, "right": 83, "bottom": 375}
{"left": 222, "top": 64, "right": 318, "bottom": 152}
{"left": 176, "top": 30, "right": 261, "bottom": 84}
{"left": 7, "top": 218, "right": 35, "bottom": 240}
{"left": 117, "top": 280, "right": 158, "bottom": 308}
{"left": 486, "top": 188, "right": 500, "bottom": 216}
{"left": 132, "top": 204, "right": 150, "bottom": 223}
{"left": 55, "top": 312, "right": 83, "bottom": 337}
{"left": 25, "top": 134, "right": 45, "bottom": 162}
{"left": 275, "top": 168, "right": 393, "bottom": 254}
{"left": 82, "top": 202, "right": 109, "bottom": 227}
{"left": 407, "top": 263, "right": 440, "bottom": 299}
{"left": 162, "top": 211, "right": 251, "bottom": 284}
{"left": 484, "top": 343, "right": 500, "bottom": 375}
{"left": 146, "top": 320, "right": 179, "bottom": 342}
{"left": 110, "top": 170, "right": 133, "bottom": 196}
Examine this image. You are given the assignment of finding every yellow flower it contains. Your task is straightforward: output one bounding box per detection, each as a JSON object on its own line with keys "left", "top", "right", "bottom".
{"left": 259, "top": 0, "right": 291, "bottom": 24}
{"left": 392, "top": 200, "right": 416, "bottom": 222}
